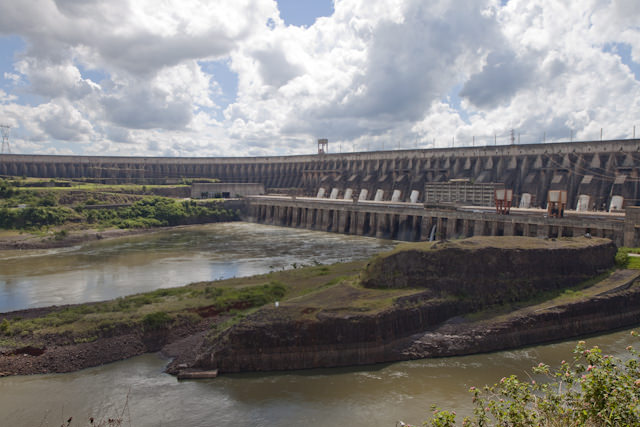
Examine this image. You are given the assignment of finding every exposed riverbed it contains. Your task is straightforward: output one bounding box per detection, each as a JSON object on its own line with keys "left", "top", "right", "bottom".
{"left": 0, "top": 222, "right": 395, "bottom": 312}
{"left": 0, "top": 223, "right": 638, "bottom": 426}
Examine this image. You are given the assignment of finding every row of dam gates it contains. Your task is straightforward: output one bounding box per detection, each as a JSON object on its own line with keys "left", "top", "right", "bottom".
{"left": 2, "top": 139, "right": 640, "bottom": 211}
{"left": 3, "top": 138, "right": 640, "bottom": 245}
{"left": 245, "top": 195, "right": 637, "bottom": 247}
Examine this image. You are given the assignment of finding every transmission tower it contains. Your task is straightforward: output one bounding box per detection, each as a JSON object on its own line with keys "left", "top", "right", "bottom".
{"left": 0, "top": 124, "right": 10, "bottom": 154}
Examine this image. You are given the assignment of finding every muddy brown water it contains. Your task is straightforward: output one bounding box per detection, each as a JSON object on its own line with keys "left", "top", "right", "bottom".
{"left": 0, "top": 223, "right": 638, "bottom": 426}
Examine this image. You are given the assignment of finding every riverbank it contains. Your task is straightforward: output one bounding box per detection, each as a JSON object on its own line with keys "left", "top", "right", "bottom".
{"left": 0, "top": 179, "right": 240, "bottom": 248}
{"left": 0, "top": 227, "right": 162, "bottom": 250}
{"left": 1, "top": 236, "right": 639, "bottom": 377}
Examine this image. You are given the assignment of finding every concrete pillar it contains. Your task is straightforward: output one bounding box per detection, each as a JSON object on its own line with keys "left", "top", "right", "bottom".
{"left": 490, "top": 221, "right": 498, "bottom": 236}
{"left": 351, "top": 211, "right": 359, "bottom": 235}
{"left": 293, "top": 207, "right": 301, "bottom": 227}
{"left": 317, "top": 188, "right": 326, "bottom": 198}
{"left": 446, "top": 217, "right": 456, "bottom": 237}
{"left": 374, "top": 189, "right": 384, "bottom": 201}
{"left": 410, "top": 190, "right": 419, "bottom": 203}
{"left": 375, "top": 213, "right": 386, "bottom": 238}
{"left": 537, "top": 224, "right": 549, "bottom": 238}
{"left": 344, "top": 188, "right": 353, "bottom": 200}
{"left": 389, "top": 215, "right": 398, "bottom": 239}
{"left": 420, "top": 216, "right": 429, "bottom": 240}
{"left": 321, "top": 209, "right": 330, "bottom": 230}
{"left": 436, "top": 217, "right": 444, "bottom": 240}
{"left": 503, "top": 221, "right": 515, "bottom": 236}
{"left": 396, "top": 215, "right": 408, "bottom": 240}
{"left": 338, "top": 210, "right": 348, "bottom": 232}
{"left": 359, "top": 189, "right": 369, "bottom": 201}
{"left": 463, "top": 219, "right": 471, "bottom": 237}
{"left": 330, "top": 188, "right": 339, "bottom": 199}
{"left": 391, "top": 190, "right": 401, "bottom": 202}
{"left": 474, "top": 220, "right": 486, "bottom": 236}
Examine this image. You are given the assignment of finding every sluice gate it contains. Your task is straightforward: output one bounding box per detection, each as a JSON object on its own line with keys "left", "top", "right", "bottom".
{"left": 2, "top": 139, "right": 640, "bottom": 213}
{"left": 246, "top": 196, "right": 628, "bottom": 246}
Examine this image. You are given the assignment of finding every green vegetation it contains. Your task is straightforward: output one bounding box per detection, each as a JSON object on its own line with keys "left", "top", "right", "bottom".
{"left": 78, "top": 197, "right": 237, "bottom": 229}
{"left": 0, "top": 280, "right": 288, "bottom": 344}
{"left": 0, "top": 178, "right": 237, "bottom": 231}
{"left": 424, "top": 332, "right": 640, "bottom": 426}
{"left": 0, "top": 259, "right": 366, "bottom": 351}
{"left": 615, "top": 247, "right": 640, "bottom": 269}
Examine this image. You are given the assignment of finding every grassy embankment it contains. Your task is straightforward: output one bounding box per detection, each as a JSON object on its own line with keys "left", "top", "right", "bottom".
{"left": 0, "top": 177, "right": 237, "bottom": 233}
{"left": 0, "top": 261, "right": 375, "bottom": 350}
{"left": 2, "top": 239, "right": 638, "bottom": 353}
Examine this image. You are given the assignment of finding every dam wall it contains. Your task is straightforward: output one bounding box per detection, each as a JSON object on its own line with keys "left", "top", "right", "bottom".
{"left": 245, "top": 196, "right": 627, "bottom": 246}
{"left": 2, "top": 139, "right": 640, "bottom": 210}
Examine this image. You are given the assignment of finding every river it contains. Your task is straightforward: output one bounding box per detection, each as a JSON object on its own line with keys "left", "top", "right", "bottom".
{"left": 0, "top": 223, "right": 637, "bottom": 426}
{"left": 0, "top": 223, "right": 395, "bottom": 312}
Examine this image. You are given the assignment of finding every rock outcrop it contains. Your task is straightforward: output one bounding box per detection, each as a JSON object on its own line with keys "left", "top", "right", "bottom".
{"left": 193, "top": 237, "right": 627, "bottom": 374}
{"left": 361, "top": 236, "right": 616, "bottom": 304}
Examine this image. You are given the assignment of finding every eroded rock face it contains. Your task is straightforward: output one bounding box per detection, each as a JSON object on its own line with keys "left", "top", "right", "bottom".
{"left": 195, "top": 237, "right": 618, "bottom": 374}
{"left": 361, "top": 236, "right": 616, "bottom": 305}
{"left": 195, "top": 300, "right": 473, "bottom": 373}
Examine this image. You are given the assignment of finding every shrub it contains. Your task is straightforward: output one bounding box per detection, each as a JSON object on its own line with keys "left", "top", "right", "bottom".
{"left": 0, "top": 319, "right": 9, "bottom": 334}
{"left": 615, "top": 247, "right": 631, "bottom": 268}
{"left": 142, "top": 311, "right": 173, "bottom": 331}
{"left": 422, "top": 332, "right": 640, "bottom": 426}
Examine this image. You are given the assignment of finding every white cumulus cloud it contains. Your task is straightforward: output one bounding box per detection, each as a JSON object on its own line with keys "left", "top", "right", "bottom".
{"left": 0, "top": 0, "right": 638, "bottom": 155}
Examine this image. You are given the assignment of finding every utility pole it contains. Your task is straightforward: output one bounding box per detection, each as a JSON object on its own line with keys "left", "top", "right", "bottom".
{"left": 0, "top": 124, "right": 10, "bottom": 154}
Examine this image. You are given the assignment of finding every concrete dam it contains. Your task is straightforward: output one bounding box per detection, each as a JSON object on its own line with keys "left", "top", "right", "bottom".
{"left": 2, "top": 139, "right": 640, "bottom": 245}
{"left": 1, "top": 139, "right": 639, "bottom": 208}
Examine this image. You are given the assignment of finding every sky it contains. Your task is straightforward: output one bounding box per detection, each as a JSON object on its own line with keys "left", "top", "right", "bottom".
{"left": 0, "top": 0, "right": 639, "bottom": 157}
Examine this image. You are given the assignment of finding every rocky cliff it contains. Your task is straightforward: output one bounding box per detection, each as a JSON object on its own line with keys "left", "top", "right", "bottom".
{"left": 361, "top": 236, "right": 616, "bottom": 304}
{"left": 191, "top": 237, "right": 626, "bottom": 374}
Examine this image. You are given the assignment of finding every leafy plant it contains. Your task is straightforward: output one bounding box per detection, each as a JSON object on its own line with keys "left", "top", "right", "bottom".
{"left": 142, "top": 311, "right": 173, "bottom": 331}
{"left": 615, "top": 247, "right": 631, "bottom": 268}
{"left": 422, "top": 332, "right": 640, "bottom": 426}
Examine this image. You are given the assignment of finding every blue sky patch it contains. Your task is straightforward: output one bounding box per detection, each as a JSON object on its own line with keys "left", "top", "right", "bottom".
{"left": 604, "top": 42, "right": 640, "bottom": 81}
{"left": 199, "top": 59, "right": 239, "bottom": 119}
{"left": 276, "top": 0, "right": 334, "bottom": 27}
{"left": 0, "top": 35, "right": 25, "bottom": 90}
{"left": 77, "top": 63, "right": 109, "bottom": 85}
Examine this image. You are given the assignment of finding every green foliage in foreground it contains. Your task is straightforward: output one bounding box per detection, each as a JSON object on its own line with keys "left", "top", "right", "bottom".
{"left": 423, "top": 332, "right": 640, "bottom": 426}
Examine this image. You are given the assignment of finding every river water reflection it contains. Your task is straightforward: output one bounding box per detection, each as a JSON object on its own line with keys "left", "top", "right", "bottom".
{"left": 1, "top": 328, "right": 637, "bottom": 427}
{"left": 0, "top": 222, "right": 396, "bottom": 312}
{"left": 0, "top": 223, "right": 638, "bottom": 426}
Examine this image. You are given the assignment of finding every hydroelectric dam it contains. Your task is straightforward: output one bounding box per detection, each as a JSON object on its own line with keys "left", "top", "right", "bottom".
{"left": 2, "top": 138, "right": 640, "bottom": 246}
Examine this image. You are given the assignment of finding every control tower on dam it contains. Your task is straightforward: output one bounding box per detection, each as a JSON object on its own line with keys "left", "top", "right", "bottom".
{"left": 1, "top": 139, "right": 639, "bottom": 211}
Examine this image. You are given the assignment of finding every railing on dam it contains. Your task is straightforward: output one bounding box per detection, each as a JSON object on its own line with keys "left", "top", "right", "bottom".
{"left": 245, "top": 195, "right": 627, "bottom": 246}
